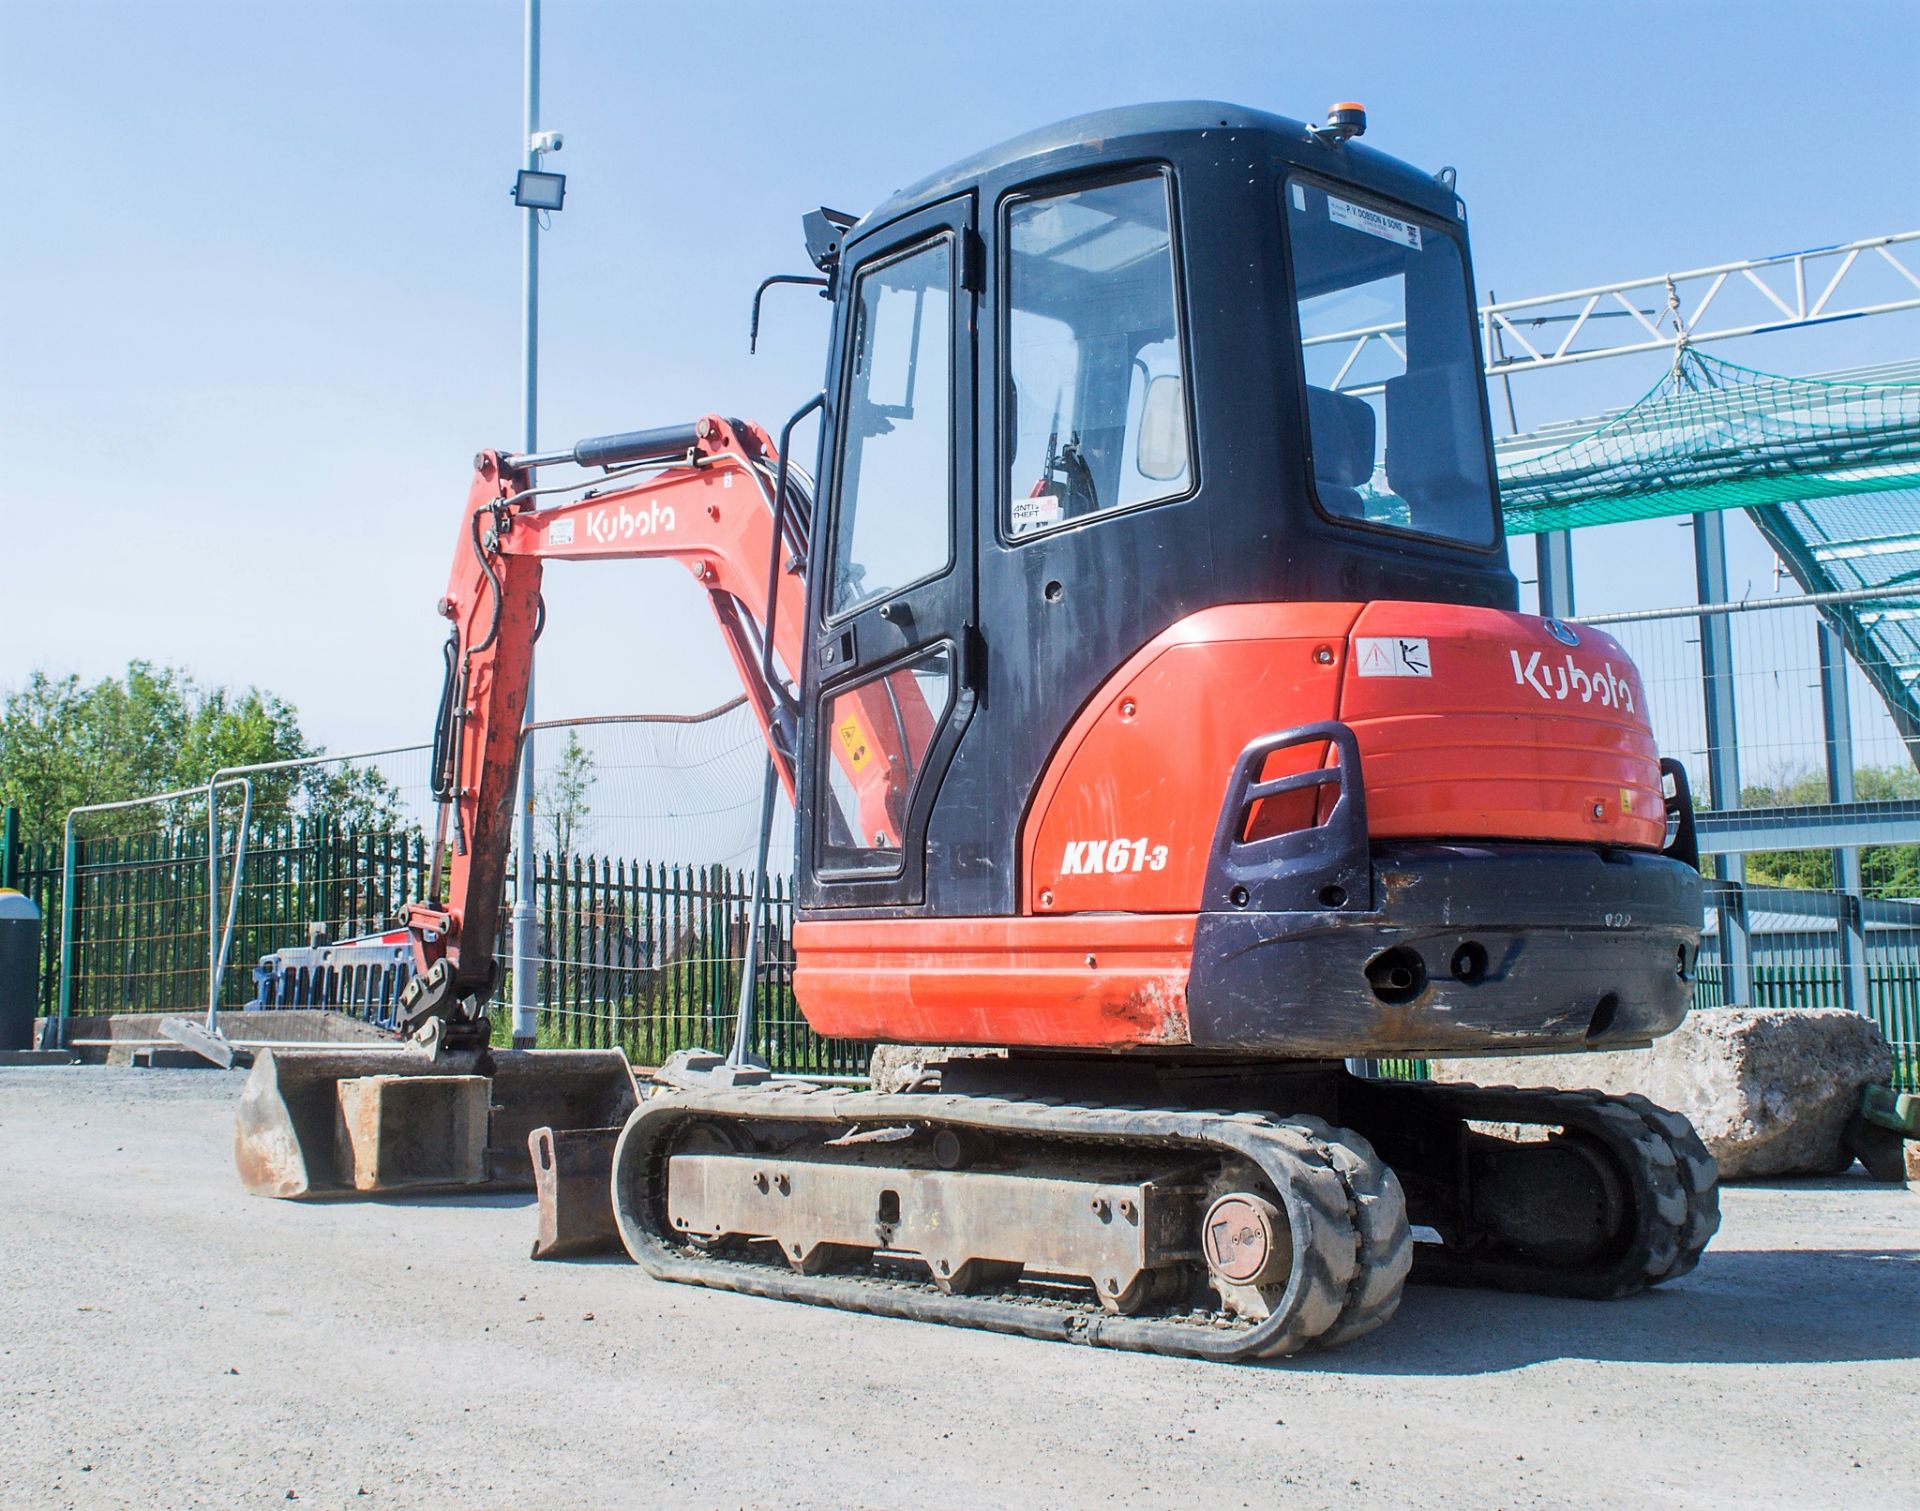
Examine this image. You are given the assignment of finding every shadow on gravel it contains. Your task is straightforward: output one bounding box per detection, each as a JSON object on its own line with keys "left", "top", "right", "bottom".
{"left": 282, "top": 1191, "right": 540, "bottom": 1210}
{"left": 1300, "top": 1247, "right": 1920, "bottom": 1374}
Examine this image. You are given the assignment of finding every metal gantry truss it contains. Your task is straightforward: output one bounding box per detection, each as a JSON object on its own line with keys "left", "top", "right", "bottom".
{"left": 1311, "top": 228, "right": 1920, "bottom": 390}
{"left": 1483, "top": 229, "right": 1920, "bottom": 375}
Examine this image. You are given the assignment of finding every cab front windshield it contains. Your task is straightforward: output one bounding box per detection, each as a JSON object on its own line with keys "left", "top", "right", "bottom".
{"left": 1285, "top": 177, "right": 1496, "bottom": 547}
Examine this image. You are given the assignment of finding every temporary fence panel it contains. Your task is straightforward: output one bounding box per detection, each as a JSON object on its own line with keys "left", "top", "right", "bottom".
{"left": 208, "top": 744, "right": 439, "bottom": 1010}
{"left": 53, "top": 824, "right": 213, "bottom": 1017}
{"left": 221, "top": 819, "right": 433, "bottom": 1008}
{"left": 38, "top": 786, "right": 249, "bottom": 1023}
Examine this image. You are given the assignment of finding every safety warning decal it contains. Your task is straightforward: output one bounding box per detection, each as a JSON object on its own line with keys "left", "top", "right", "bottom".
{"left": 1328, "top": 195, "right": 1422, "bottom": 250}
{"left": 1354, "top": 636, "right": 1431, "bottom": 678}
{"left": 547, "top": 518, "right": 575, "bottom": 546}
{"left": 836, "top": 714, "right": 873, "bottom": 771}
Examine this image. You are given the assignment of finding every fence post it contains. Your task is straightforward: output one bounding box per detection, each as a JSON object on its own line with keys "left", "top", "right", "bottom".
{"left": 1817, "top": 619, "right": 1872, "bottom": 1017}
{"left": 55, "top": 812, "right": 77, "bottom": 1045}
{"left": 1693, "top": 512, "right": 1753, "bottom": 1005}
{"left": 0, "top": 806, "right": 18, "bottom": 891}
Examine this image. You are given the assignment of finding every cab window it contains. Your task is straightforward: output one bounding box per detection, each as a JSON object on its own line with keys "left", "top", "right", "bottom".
{"left": 1284, "top": 176, "right": 1497, "bottom": 548}
{"left": 829, "top": 236, "right": 955, "bottom": 617}
{"left": 1003, "top": 172, "right": 1192, "bottom": 537}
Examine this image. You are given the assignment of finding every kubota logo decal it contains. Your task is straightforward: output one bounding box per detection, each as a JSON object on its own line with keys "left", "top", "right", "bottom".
{"left": 1510, "top": 650, "right": 1635, "bottom": 712}
{"left": 585, "top": 501, "right": 676, "bottom": 543}
{"left": 1060, "top": 838, "right": 1170, "bottom": 876}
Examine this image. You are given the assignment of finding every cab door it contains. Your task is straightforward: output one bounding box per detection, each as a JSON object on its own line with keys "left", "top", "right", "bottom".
{"left": 798, "top": 196, "right": 978, "bottom": 911}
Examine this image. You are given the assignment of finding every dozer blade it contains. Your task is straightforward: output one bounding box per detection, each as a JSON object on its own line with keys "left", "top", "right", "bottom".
{"left": 528, "top": 1124, "right": 626, "bottom": 1259}
{"left": 235, "top": 1045, "right": 637, "bottom": 1199}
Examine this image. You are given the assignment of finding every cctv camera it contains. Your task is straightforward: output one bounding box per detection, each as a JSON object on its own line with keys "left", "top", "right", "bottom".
{"left": 531, "top": 131, "right": 564, "bottom": 154}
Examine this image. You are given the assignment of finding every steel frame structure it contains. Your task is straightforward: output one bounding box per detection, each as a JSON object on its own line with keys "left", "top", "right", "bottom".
{"left": 1312, "top": 229, "right": 1920, "bottom": 390}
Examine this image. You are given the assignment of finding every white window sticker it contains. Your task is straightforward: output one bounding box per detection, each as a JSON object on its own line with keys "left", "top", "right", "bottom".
{"left": 1328, "top": 195, "right": 1422, "bottom": 250}
{"left": 1355, "top": 636, "right": 1431, "bottom": 678}
{"left": 547, "top": 517, "right": 575, "bottom": 546}
{"left": 1010, "top": 492, "right": 1063, "bottom": 534}
{"left": 1290, "top": 182, "right": 1307, "bottom": 212}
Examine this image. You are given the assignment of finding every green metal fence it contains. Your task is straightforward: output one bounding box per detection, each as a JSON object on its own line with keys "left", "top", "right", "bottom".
{"left": 511, "top": 856, "right": 864, "bottom": 1076}
{"left": 12, "top": 806, "right": 864, "bottom": 1076}
{"left": 16, "top": 832, "right": 72, "bottom": 1019}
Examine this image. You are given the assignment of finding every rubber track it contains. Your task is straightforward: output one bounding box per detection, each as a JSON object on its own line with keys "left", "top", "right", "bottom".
{"left": 1293, "top": 1116, "right": 1413, "bottom": 1348}
{"left": 610, "top": 1086, "right": 1411, "bottom": 1362}
{"left": 1616, "top": 1091, "right": 1721, "bottom": 1281}
{"left": 1395, "top": 1083, "right": 1720, "bottom": 1299}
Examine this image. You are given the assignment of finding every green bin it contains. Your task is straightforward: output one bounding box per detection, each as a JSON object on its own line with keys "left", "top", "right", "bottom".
{"left": 0, "top": 888, "right": 41, "bottom": 1050}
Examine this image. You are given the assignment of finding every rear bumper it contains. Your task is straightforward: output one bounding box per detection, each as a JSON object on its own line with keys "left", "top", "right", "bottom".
{"left": 1188, "top": 841, "right": 1702, "bottom": 1056}
{"left": 1185, "top": 722, "right": 1703, "bottom": 1057}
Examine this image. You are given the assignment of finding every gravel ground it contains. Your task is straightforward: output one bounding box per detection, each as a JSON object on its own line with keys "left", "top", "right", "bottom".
{"left": 2, "top": 1067, "right": 1916, "bottom": 1510}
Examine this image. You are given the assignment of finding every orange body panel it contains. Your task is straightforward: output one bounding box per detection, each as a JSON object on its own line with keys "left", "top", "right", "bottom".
{"left": 1023, "top": 604, "right": 1361, "bottom": 914}
{"left": 793, "top": 602, "right": 1673, "bottom": 1051}
{"left": 1340, "top": 603, "right": 1664, "bottom": 852}
{"left": 1022, "top": 601, "right": 1664, "bottom": 915}
{"left": 794, "top": 914, "right": 1196, "bottom": 1048}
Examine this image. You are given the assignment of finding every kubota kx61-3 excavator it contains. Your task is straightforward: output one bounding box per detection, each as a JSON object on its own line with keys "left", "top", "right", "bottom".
{"left": 236, "top": 102, "right": 1718, "bottom": 1361}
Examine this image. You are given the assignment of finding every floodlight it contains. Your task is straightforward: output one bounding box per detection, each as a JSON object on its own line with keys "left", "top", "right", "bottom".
{"left": 513, "top": 170, "right": 567, "bottom": 211}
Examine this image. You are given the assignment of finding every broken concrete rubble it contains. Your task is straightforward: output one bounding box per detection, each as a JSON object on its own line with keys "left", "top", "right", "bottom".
{"left": 1432, "top": 1006, "right": 1898, "bottom": 1180}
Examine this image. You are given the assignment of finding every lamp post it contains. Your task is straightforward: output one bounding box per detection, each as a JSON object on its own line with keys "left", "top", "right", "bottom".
{"left": 509, "top": 0, "right": 564, "bottom": 1048}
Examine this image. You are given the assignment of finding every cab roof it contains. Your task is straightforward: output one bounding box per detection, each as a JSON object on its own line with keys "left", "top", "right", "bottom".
{"left": 852, "top": 100, "right": 1462, "bottom": 245}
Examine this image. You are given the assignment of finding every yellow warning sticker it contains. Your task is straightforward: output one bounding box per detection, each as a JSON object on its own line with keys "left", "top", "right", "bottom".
{"left": 836, "top": 714, "right": 873, "bottom": 771}
{"left": 1619, "top": 788, "right": 1634, "bottom": 814}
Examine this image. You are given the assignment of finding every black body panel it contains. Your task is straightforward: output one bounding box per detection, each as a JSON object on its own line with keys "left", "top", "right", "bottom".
{"left": 799, "top": 103, "right": 1518, "bottom": 917}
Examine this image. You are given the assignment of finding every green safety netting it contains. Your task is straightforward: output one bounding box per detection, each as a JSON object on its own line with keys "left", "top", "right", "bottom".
{"left": 1494, "top": 348, "right": 1920, "bottom": 765}
{"left": 1496, "top": 349, "right": 1920, "bottom": 537}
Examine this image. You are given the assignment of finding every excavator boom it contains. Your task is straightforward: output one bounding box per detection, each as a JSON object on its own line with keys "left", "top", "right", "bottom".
{"left": 397, "top": 415, "right": 923, "bottom": 1040}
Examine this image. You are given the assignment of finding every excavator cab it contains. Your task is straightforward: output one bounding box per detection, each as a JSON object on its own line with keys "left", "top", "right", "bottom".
{"left": 237, "top": 103, "right": 1717, "bottom": 1360}
{"left": 786, "top": 103, "right": 1696, "bottom": 1060}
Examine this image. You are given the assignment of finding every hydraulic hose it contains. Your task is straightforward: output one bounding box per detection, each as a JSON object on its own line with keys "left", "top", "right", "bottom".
{"left": 430, "top": 630, "right": 460, "bottom": 801}
{"left": 467, "top": 506, "right": 507, "bottom": 656}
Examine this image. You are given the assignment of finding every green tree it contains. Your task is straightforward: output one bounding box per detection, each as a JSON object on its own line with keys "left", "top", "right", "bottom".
{"left": 297, "top": 763, "right": 405, "bottom": 831}
{"left": 537, "top": 731, "right": 596, "bottom": 857}
{"left": 0, "top": 660, "right": 398, "bottom": 840}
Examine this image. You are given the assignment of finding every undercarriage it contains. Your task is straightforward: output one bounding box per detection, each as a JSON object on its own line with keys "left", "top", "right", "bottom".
{"left": 609, "top": 1059, "right": 1719, "bottom": 1362}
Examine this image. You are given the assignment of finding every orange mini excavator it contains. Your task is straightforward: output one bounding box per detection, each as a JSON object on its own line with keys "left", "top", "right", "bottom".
{"left": 237, "top": 103, "right": 1717, "bottom": 1360}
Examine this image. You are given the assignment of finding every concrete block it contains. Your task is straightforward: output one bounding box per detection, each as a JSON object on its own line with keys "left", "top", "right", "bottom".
{"left": 1432, "top": 1006, "right": 1896, "bottom": 1180}
{"left": 333, "top": 1074, "right": 490, "bottom": 1191}
{"left": 131, "top": 1046, "right": 227, "bottom": 1070}
{"left": 0, "top": 1049, "right": 78, "bottom": 1066}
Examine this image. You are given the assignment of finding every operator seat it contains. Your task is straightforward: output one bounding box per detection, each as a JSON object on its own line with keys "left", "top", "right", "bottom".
{"left": 1305, "top": 385, "right": 1376, "bottom": 519}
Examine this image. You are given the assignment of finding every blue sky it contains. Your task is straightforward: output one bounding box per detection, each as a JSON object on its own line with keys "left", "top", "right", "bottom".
{"left": 3, "top": 0, "right": 1918, "bottom": 756}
